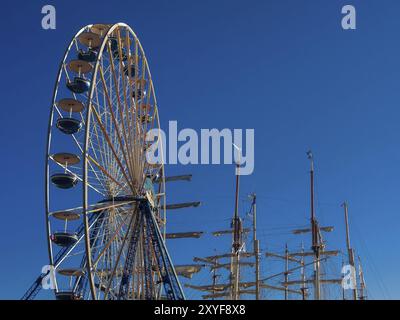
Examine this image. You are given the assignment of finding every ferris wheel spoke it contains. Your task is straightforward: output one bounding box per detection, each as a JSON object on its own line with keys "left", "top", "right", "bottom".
{"left": 112, "top": 29, "right": 135, "bottom": 181}
{"left": 87, "top": 154, "right": 127, "bottom": 192}
{"left": 125, "top": 34, "right": 148, "bottom": 188}
{"left": 98, "top": 63, "right": 135, "bottom": 183}
{"left": 116, "top": 31, "right": 140, "bottom": 143}
{"left": 91, "top": 209, "right": 133, "bottom": 270}
{"left": 89, "top": 82, "right": 127, "bottom": 193}
{"left": 106, "top": 44, "right": 136, "bottom": 180}
{"left": 87, "top": 128, "right": 127, "bottom": 195}
{"left": 102, "top": 209, "right": 136, "bottom": 299}
{"left": 122, "top": 32, "right": 137, "bottom": 126}
{"left": 92, "top": 210, "right": 133, "bottom": 299}
{"left": 89, "top": 105, "right": 134, "bottom": 193}
{"left": 87, "top": 113, "right": 112, "bottom": 191}
{"left": 91, "top": 91, "right": 111, "bottom": 175}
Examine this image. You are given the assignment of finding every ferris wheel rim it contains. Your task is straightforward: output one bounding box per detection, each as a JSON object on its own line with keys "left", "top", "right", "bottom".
{"left": 45, "top": 24, "right": 93, "bottom": 291}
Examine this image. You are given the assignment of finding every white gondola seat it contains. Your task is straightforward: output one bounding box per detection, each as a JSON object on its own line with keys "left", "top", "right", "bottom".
{"left": 51, "top": 172, "right": 78, "bottom": 189}
{"left": 66, "top": 77, "right": 90, "bottom": 94}
{"left": 56, "top": 117, "right": 82, "bottom": 135}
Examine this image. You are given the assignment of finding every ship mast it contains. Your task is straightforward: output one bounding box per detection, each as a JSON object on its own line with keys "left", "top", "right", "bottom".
{"left": 250, "top": 193, "right": 260, "bottom": 300}
{"left": 342, "top": 201, "right": 357, "bottom": 300}
{"left": 307, "top": 150, "right": 321, "bottom": 300}
{"left": 300, "top": 242, "right": 307, "bottom": 300}
{"left": 211, "top": 254, "right": 219, "bottom": 300}
{"left": 358, "top": 255, "right": 367, "bottom": 300}
{"left": 341, "top": 259, "right": 346, "bottom": 300}
{"left": 284, "top": 244, "right": 289, "bottom": 300}
{"left": 231, "top": 162, "right": 242, "bottom": 300}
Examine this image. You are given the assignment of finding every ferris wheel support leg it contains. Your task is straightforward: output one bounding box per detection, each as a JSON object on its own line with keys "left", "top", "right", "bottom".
{"left": 21, "top": 273, "right": 48, "bottom": 300}
{"left": 143, "top": 218, "right": 155, "bottom": 299}
{"left": 118, "top": 212, "right": 144, "bottom": 300}
{"left": 141, "top": 200, "right": 185, "bottom": 300}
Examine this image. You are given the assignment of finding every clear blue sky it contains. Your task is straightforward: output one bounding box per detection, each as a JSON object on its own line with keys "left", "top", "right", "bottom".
{"left": 0, "top": 0, "right": 399, "bottom": 299}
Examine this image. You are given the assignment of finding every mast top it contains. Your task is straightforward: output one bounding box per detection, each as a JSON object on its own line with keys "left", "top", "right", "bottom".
{"left": 307, "top": 150, "right": 314, "bottom": 171}
{"left": 341, "top": 201, "right": 352, "bottom": 251}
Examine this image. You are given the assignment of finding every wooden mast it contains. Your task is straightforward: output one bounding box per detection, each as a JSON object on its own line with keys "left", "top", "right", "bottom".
{"left": 284, "top": 244, "right": 289, "bottom": 300}
{"left": 341, "top": 259, "right": 346, "bottom": 300}
{"left": 231, "top": 162, "right": 241, "bottom": 300}
{"left": 358, "top": 255, "right": 367, "bottom": 300}
{"left": 300, "top": 242, "right": 307, "bottom": 300}
{"left": 250, "top": 193, "right": 260, "bottom": 300}
{"left": 211, "top": 254, "right": 219, "bottom": 300}
{"left": 342, "top": 201, "right": 358, "bottom": 300}
{"left": 307, "top": 150, "right": 321, "bottom": 300}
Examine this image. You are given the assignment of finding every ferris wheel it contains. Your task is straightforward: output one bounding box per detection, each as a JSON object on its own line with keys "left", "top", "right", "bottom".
{"left": 23, "top": 23, "right": 185, "bottom": 300}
